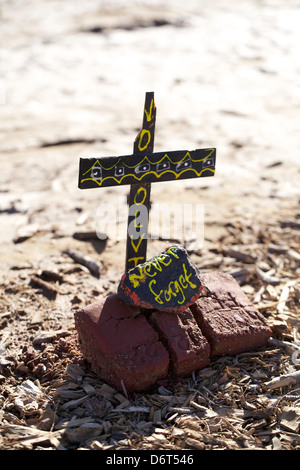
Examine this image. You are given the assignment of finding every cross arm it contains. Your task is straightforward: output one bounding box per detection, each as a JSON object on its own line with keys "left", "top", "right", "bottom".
{"left": 78, "top": 148, "right": 216, "bottom": 189}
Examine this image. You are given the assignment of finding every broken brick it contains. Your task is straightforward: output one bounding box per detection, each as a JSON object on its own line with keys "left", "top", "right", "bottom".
{"left": 150, "top": 308, "right": 210, "bottom": 376}
{"left": 190, "top": 272, "right": 272, "bottom": 356}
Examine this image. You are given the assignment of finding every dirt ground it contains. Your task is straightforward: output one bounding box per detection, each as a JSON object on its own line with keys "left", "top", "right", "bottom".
{"left": 0, "top": 0, "right": 299, "bottom": 451}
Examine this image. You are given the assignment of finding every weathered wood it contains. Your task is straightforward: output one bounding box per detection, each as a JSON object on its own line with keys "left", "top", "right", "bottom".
{"left": 264, "top": 371, "right": 300, "bottom": 390}
{"left": 126, "top": 91, "right": 156, "bottom": 271}
{"left": 78, "top": 148, "right": 216, "bottom": 189}
{"left": 78, "top": 92, "right": 216, "bottom": 272}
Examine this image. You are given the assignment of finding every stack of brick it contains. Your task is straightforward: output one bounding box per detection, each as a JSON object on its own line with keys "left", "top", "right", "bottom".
{"left": 74, "top": 272, "right": 272, "bottom": 392}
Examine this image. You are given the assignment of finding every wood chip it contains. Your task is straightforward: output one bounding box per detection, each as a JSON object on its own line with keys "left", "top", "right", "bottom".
{"left": 281, "top": 221, "right": 300, "bottom": 229}
{"left": 60, "top": 395, "right": 89, "bottom": 410}
{"left": 63, "top": 249, "right": 101, "bottom": 278}
{"left": 13, "top": 224, "right": 40, "bottom": 244}
{"left": 32, "top": 329, "right": 70, "bottom": 345}
{"left": 1, "top": 423, "right": 64, "bottom": 446}
{"left": 55, "top": 390, "right": 85, "bottom": 399}
{"left": 268, "top": 337, "right": 300, "bottom": 353}
{"left": 30, "top": 275, "right": 58, "bottom": 299}
{"left": 256, "top": 267, "right": 281, "bottom": 285}
{"left": 64, "top": 423, "right": 103, "bottom": 442}
{"left": 226, "top": 248, "right": 256, "bottom": 264}
{"left": 190, "top": 401, "right": 210, "bottom": 412}
{"left": 126, "top": 406, "right": 150, "bottom": 413}
{"left": 168, "top": 406, "right": 194, "bottom": 414}
{"left": 55, "top": 417, "right": 90, "bottom": 430}
{"left": 65, "top": 363, "right": 85, "bottom": 381}
{"left": 185, "top": 436, "right": 205, "bottom": 450}
{"left": 98, "top": 383, "right": 117, "bottom": 398}
{"left": 81, "top": 383, "right": 95, "bottom": 395}
{"left": 265, "top": 371, "right": 300, "bottom": 390}
{"left": 272, "top": 436, "right": 282, "bottom": 450}
{"left": 287, "top": 317, "right": 300, "bottom": 329}
{"left": 280, "top": 407, "right": 300, "bottom": 433}
{"left": 277, "top": 282, "right": 292, "bottom": 314}
{"left": 153, "top": 409, "right": 162, "bottom": 423}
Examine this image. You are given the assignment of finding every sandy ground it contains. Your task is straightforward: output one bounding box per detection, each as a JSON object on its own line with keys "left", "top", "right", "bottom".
{"left": 0, "top": 0, "right": 300, "bottom": 451}
{"left": 1, "top": 0, "right": 300, "bottom": 252}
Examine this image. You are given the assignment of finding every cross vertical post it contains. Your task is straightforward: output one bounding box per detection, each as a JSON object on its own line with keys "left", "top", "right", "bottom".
{"left": 125, "top": 92, "right": 156, "bottom": 272}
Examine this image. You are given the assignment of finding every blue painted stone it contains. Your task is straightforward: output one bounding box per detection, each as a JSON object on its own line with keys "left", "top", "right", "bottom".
{"left": 117, "top": 244, "right": 203, "bottom": 313}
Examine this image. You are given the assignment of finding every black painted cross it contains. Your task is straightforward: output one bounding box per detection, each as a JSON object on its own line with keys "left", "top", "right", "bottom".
{"left": 78, "top": 92, "right": 216, "bottom": 272}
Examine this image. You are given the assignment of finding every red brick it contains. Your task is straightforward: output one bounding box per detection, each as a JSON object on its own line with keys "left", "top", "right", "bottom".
{"left": 74, "top": 294, "right": 169, "bottom": 392}
{"left": 149, "top": 308, "right": 210, "bottom": 376}
{"left": 190, "top": 272, "right": 272, "bottom": 356}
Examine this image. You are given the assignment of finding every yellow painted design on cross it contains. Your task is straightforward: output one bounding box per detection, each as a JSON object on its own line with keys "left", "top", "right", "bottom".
{"left": 81, "top": 166, "right": 215, "bottom": 186}
{"left": 133, "top": 187, "right": 147, "bottom": 205}
{"left": 144, "top": 98, "right": 154, "bottom": 122}
{"left": 130, "top": 232, "right": 145, "bottom": 253}
{"left": 138, "top": 129, "right": 151, "bottom": 152}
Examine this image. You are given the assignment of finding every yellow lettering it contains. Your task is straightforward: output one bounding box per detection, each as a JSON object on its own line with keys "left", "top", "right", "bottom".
{"left": 144, "top": 263, "right": 157, "bottom": 277}
{"left": 164, "top": 282, "right": 174, "bottom": 302}
{"left": 149, "top": 279, "right": 164, "bottom": 304}
{"left": 138, "top": 129, "right": 151, "bottom": 151}
{"left": 134, "top": 186, "right": 147, "bottom": 205}
{"left": 174, "top": 280, "right": 186, "bottom": 304}
{"left": 151, "top": 259, "right": 163, "bottom": 272}
{"left": 128, "top": 257, "right": 144, "bottom": 268}
{"left": 134, "top": 210, "right": 143, "bottom": 229}
{"left": 166, "top": 246, "right": 180, "bottom": 259}
{"left": 129, "top": 264, "right": 145, "bottom": 285}
{"left": 183, "top": 263, "right": 197, "bottom": 288}
{"left": 157, "top": 254, "right": 172, "bottom": 267}
{"left": 130, "top": 233, "right": 145, "bottom": 253}
{"left": 164, "top": 280, "right": 185, "bottom": 305}
{"left": 179, "top": 274, "right": 187, "bottom": 289}
{"left": 144, "top": 99, "right": 154, "bottom": 122}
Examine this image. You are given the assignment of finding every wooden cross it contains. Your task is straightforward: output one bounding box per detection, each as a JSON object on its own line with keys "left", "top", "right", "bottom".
{"left": 78, "top": 92, "right": 216, "bottom": 272}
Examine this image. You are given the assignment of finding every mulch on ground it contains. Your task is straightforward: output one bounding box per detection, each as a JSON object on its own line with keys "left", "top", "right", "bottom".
{"left": 1, "top": 211, "right": 299, "bottom": 450}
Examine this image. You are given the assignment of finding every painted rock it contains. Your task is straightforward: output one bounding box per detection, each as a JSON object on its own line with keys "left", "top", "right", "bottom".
{"left": 74, "top": 294, "right": 169, "bottom": 392}
{"left": 190, "top": 272, "right": 273, "bottom": 356}
{"left": 117, "top": 244, "right": 203, "bottom": 314}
